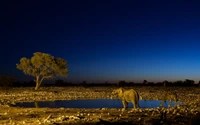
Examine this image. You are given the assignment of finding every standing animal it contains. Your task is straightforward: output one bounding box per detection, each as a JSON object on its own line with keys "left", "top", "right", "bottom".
{"left": 160, "top": 92, "right": 178, "bottom": 107}
{"left": 111, "top": 88, "right": 141, "bottom": 109}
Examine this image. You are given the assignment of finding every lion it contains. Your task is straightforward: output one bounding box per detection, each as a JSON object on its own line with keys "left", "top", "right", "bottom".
{"left": 111, "top": 88, "right": 141, "bottom": 109}
{"left": 160, "top": 92, "right": 178, "bottom": 107}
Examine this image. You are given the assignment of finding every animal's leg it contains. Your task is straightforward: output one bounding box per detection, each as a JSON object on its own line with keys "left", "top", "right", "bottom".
{"left": 132, "top": 101, "right": 137, "bottom": 109}
{"left": 136, "top": 103, "right": 140, "bottom": 108}
{"left": 174, "top": 101, "right": 177, "bottom": 106}
{"left": 122, "top": 100, "right": 128, "bottom": 109}
{"left": 134, "top": 100, "right": 140, "bottom": 108}
{"left": 175, "top": 98, "right": 178, "bottom": 106}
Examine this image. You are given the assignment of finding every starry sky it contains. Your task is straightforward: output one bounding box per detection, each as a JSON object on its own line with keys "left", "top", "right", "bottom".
{"left": 1, "top": 0, "right": 200, "bottom": 83}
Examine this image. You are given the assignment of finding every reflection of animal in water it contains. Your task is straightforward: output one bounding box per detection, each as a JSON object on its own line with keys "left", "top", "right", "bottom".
{"left": 189, "top": 112, "right": 200, "bottom": 125}
{"left": 111, "top": 88, "right": 141, "bottom": 109}
{"left": 150, "top": 110, "right": 172, "bottom": 125}
{"left": 160, "top": 92, "right": 178, "bottom": 107}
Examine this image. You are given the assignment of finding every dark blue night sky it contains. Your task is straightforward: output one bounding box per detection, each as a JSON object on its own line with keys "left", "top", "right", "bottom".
{"left": 1, "top": 0, "right": 200, "bottom": 83}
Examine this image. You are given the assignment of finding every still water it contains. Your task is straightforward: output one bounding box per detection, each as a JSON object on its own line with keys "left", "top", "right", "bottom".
{"left": 14, "top": 99, "right": 182, "bottom": 108}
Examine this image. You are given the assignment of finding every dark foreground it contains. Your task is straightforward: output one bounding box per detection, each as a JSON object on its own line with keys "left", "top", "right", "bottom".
{"left": 0, "top": 86, "right": 199, "bottom": 125}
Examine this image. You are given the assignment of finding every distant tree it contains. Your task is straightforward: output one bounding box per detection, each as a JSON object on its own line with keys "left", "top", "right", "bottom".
{"left": 183, "top": 79, "right": 195, "bottom": 86}
{"left": 185, "top": 79, "right": 195, "bottom": 84}
{"left": 82, "top": 81, "right": 87, "bottom": 84}
{"left": 65, "top": 81, "right": 71, "bottom": 85}
{"left": 55, "top": 79, "right": 64, "bottom": 86}
{"left": 0, "top": 74, "right": 15, "bottom": 88}
{"left": 198, "top": 80, "right": 200, "bottom": 87}
{"left": 16, "top": 52, "right": 68, "bottom": 90}
{"left": 143, "top": 80, "right": 148, "bottom": 85}
{"left": 163, "top": 80, "right": 168, "bottom": 87}
{"left": 118, "top": 80, "right": 127, "bottom": 86}
{"left": 173, "top": 80, "right": 183, "bottom": 86}
{"left": 148, "top": 82, "right": 154, "bottom": 86}
{"left": 128, "top": 82, "right": 135, "bottom": 86}
{"left": 12, "top": 81, "right": 21, "bottom": 87}
{"left": 155, "top": 82, "right": 162, "bottom": 86}
{"left": 28, "top": 80, "right": 35, "bottom": 87}
{"left": 105, "top": 81, "right": 108, "bottom": 84}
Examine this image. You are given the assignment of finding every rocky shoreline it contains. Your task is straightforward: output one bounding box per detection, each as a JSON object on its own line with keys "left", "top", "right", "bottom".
{"left": 0, "top": 86, "right": 199, "bottom": 125}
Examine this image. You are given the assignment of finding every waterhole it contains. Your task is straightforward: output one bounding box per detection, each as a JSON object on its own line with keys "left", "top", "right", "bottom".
{"left": 14, "top": 99, "right": 182, "bottom": 108}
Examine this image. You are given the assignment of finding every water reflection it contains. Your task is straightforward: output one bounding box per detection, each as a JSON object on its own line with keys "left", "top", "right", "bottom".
{"left": 34, "top": 101, "right": 39, "bottom": 108}
{"left": 16, "top": 99, "right": 182, "bottom": 108}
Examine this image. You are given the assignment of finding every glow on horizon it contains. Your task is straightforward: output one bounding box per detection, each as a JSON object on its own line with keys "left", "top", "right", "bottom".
{"left": 2, "top": 1, "right": 200, "bottom": 84}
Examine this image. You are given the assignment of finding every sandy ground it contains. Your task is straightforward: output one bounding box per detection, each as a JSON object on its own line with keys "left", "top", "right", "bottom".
{"left": 0, "top": 86, "right": 200, "bottom": 125}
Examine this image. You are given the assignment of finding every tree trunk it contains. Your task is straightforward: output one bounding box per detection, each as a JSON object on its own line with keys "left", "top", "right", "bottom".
{"left": 35, "top": 83, "right": 40, "bottom": 90}
{"left": 35, "top": 76, "right": 44, "bottom": 90}
{"left": 35, "top": 76, "right": 39, "bottom": 90}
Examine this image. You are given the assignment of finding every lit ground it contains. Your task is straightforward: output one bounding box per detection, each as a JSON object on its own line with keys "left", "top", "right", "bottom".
{"left": 0, "top": 86, "right": 200, "bottom": 125}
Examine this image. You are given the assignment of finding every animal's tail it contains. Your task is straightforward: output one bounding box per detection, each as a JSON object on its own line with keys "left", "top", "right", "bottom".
{"left": 135, "top": 90, "right": 142, "bottom": 100}
{"left": 139, "top": 95, "right": 143, "bottom": 100}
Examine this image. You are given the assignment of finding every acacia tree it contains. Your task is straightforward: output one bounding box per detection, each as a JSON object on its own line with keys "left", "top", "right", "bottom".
{"left": 16, "top": 52, "right": 68, "bottom": 90}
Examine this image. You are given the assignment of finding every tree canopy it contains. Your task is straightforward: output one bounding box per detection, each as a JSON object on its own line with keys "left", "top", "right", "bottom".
{"left": 16, "top": 52, "right": 68, "bottom": 90}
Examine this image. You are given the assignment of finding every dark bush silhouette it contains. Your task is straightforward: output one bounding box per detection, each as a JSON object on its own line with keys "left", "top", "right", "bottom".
{"left": 183, "top": 79, "right": 195, "bottom": 86}
{"left": 143, "top": 80, "right": 147, "bottom": 85}
{"left": 118, "top": 80, "right": 127, "bottom": 86}
{"left": 82, "top": 81, "right": 87, "bottom": 84}
{"left": 172, "top": 80, "right": 183, "bottom": 86}
{"left": 9, "top": 78, "right": 200, "bottom": 88}
{"left": 148, "top": 82, "right": 155, "bottom": 86}
{"left": 55, "top": 79, "right": 64, "bottom": 86}
{"left": 128, "top": 82, "right": 135, "bottom": 86}
{"left": 0, "top": 74, "right": 15, "bottom": 88}
{"left": 54, "top": 80, "right": 70, "bottom": 87}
